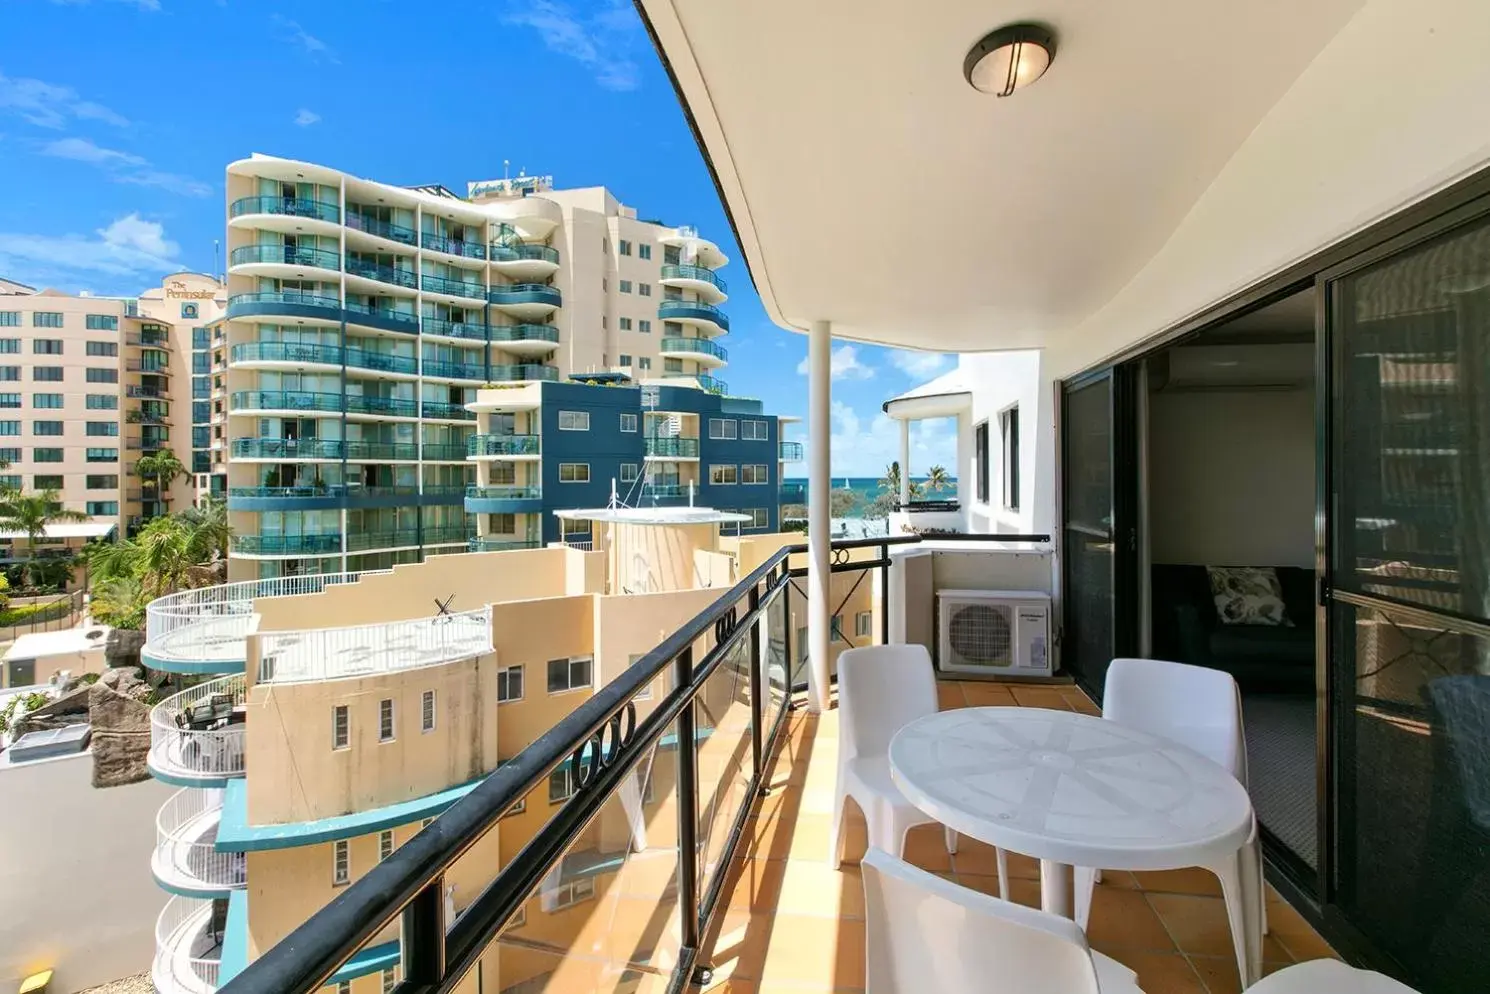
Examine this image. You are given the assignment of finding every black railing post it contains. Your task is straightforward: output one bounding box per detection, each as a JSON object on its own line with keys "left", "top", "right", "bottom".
{"left": 401, "top": 876, "right": 447, "bottom": 986}
{"left": 781, "top": 579, "right": 794, "bottom": 710}
{"left": 673, "top": 646, "right": 703, "bottom": 967}
{"left": 747, "top": 583, "right": 764, "bottom": 789}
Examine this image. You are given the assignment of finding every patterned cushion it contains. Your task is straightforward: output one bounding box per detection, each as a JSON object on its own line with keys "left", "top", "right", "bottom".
{"left": 1206, "top": 566, "right": 1293, "bottom": 627}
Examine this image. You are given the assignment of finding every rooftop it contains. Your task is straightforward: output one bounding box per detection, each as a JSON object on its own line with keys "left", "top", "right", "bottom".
{"left": 2, "top": 625, "right": 110, "bottom": 663}
{"left": 553, "top": 506, "right": 753, "bottom": 526}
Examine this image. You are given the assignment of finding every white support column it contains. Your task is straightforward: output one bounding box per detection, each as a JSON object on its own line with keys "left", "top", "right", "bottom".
{"left": 807, "top": 320, "right": 832, "bottom": 714}
{"left": 898, "top": 418, "right": 911, "bottom": 506}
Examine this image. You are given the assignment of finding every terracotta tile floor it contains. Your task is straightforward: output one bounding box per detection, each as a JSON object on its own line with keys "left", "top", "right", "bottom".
{"left": 698, "top": 680, "right": 1338, "bottom": 994}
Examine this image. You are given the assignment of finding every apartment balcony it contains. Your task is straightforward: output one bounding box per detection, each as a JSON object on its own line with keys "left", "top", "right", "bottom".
{"left": 467, "top": 434, "right": 541, "bottom": 459}
{"left": 230, "top": 341, "right": 341, "bottom": 373}
{"left": 227, "top": 291, "right": 343, "bottom": 327}
{"left": 780, "top": 440, "right": 805, "bottom": 461}
{"left": 151, "top": 895, "right": 222, "bottom": 994}
{"left": 421, "top": 442, "right": 471, "bottom": 462}
{"left": 344, "top": 394, "right": 419, "bottom": 419}
{"left": 660, "top": 335, "right": 729, "bottom": 368}
{"left": 489, "top": 363, "right": 559, "bottom": 384}
{"left": 698, "top": 373, "right": 729, "bottom": 395}
{"left": 230, "top": 390, "right": 343, "bottom": 417}
{"left": 421, "top": 232, "right": 487, "bottom": 262}
{"left": 127, "top": 331, "right": 171, "bottom": 349}
{"left": 344, "top": 258, "right": 419, "bottom": 293}
{"left": 421, "top": 357, "right": 487, "bottom": 382}
{"left": 467, "top": 537, "right": 541, "bottom": 552}
{"left": 228, "top": 194, "right": 340, "bottom": 230}
{"left": 503, "top": 195, "right": 563, "bottom": 239}
{"left": 255, "top": 607, "right": 492, "bottom": 685}
{"left": 780, "top": 481, "right": 806, "bottom": 504}
{"left": 660, "top": 262, "right": 728, "bottom": 303}
{"left": 343, "top": 301, "right": 420, "bottom": 336}
{"left": 153, "top": 788, "right": 246, "bottom": 898}
{"left": 229, "top": 438, "right": 347, "bottom": 462}
{"left": 128, "top": 385, "right": 168, "bottom": 399}
{"left": 490, "top": 243, "right": 561, "bottom": 281}
{"left": 488, "top": 283, "right": 562, "bottom": 320}
{"left": 465, "top": 484, "right": 542, "bottom": 513}
{"left": 489, "top": 323, "right": 560, "bottom": 358}
{"left": 345, "top": 212, "right": 418, "bottom": 249}
{"left": 421, "top": 399, "right": 478, "bottom": 421}
{"left": 421, "top": 316, "right": 489, "bottom": 344}
{"left": 346, "top": 528, "right": 421, "bottom": 552}
{"left": 645, "top": 436, "right": 700, "bottom": 459}
{"left": 423, "top": 524, "right": 475, "bottom": 545}
{"left": 228, "top": 244, "right": 342, "bottom": 280}
{"left": 231, "top": 533, "right": 342, "bottom": 557}
{"left": 226, "top": 485, "right": 348, "bottom": 512}
{"left": 421, "top": 273, "right": 488, "bottom": 304}
{"left": 659, "top": 299, "right": 730, "bottom": 335}
{"left": 147, "top": 674, "right": 247, "bottom": 786}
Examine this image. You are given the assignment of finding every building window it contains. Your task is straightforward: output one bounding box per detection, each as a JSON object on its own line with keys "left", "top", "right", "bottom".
{"left": 558, "top": 463, "right": 590, "bottom": 483}
{"left": 86, "top": 422, "right": 118, "bottom": 436}
{"left": 86, "top": 447, "right": 117, "bottom": 461}
{"left": 747, "top": 507, "right": 770, "bottom": 528}
{"left": 709, "top": 464, "right": 738, "bottom": 485}
{"left": 619, "top": 279, "right": 632, "bottom": 294}
{"left": 547, "top": 655, "right": 593, "bottom": 694}
{"left": 85, "top": 314, "right": 118, "bottom": 331}
{"left": 638, "top": 357, "right": 652, "bottom": 371}
{"left": 488, "top": 512, "right": 516, "bottom": 535}
{"left": 332, "top": 705, "right": 350, "bottom": 749}
{"left": 550, "top": 877, "right": 595, "bottom": 908}
{"left": 32, "top": 367, "right": 62, "bottom": 382}
{"left": 85, "top": 341, "right": 118, "bottom": 356}
{"left": 620, "top": 463, "right": 639, "bottom": 483}
{"left": 32, "top": 474, "right": 62, "bottom": 490}
{"left": 619, "top": 317, "right": 632, "bottom": 331}
{"left": 379, "top": 830, "right": 395, "bottom": 862}
{"left": 0, "top": 474, "right": 18, "bottom": 489}
{"left": 0, "top": 366, "right": 17, "bottom": 381}
{"left": 856, "top": 611, "right": 873, "bottom": 638}
{"left": 0, "top": 421, "right": 18, "bottom": 436}
{"left": 332, "top": 840, "right": 350, "bottom": 886}
{"left": 0, "top": 338, "right": 17, "bottom": 352}
{"left": 33, "top": 338, "right": 62, "bottom": 353}
{"left": 86, "top": 393, "right": 118, "bottom": 409}
{"left": 86, "top": 368, "right": 118, "bottom": 384}
{"left": 558, "top": 410, "right": 590, "bottom": 431}
{"left": 416, "top": 690, "right": 436, "bottom": 734}
{"left": 0, "top": 393, "right": 16, "bottom": 409}
{"left": 379, "top": 698, "right": 395, "bottom": 742}
{"left": 497, "top": 663, "right": 524, "bottom": 702}
{"left": 0, "top": 314, "right": 16, "bottom": 328}
{"left": 32, "top": 314, "right": 63, "bottom": 329}
{"left": 663, "top": 358, "right": 683, "bottom": 373}
{"left": 32, "top": 393, "right": 62, "bottom": 409}
{"left": 33, "top": 448, "right": 63, "bottom": 463}
{"left": 638, "top": 283, "right": 652, "bottom": 297}
{"left": 619, "top": 353, "right": 632, "bottom": 367}
{"left": 707, "top": 418, "right": 737, "bottom": 440}
{"left": 639, "top": 244, "right": 652, "bottom": 260}
{"left": 549, "top": 765, "right": 577, "bottom": 804}
{"left": 742, "top": 420, "right": 769, "bottom": 441}
{"left": 625, "top": 654, "right": 655, "bottom": 700}
{"left": 975, "top": 421, "right": 990, "bottom": 504}
{"left": 86, "top": 474, "right": 118, "bottom": 489}
{"left": 619, "top": 413, "right": 637, "bottom": 433}
{"left": 1000, "top": 405, "right": 1020, "bottom": 511}
{"left": 831, "top": 614, "right": 845, "bottom": 643}
{"left": 638, "top": 319, "right": 651, "bottom": 334}
{"left": 85, "top": 500, "right": 117, "bottom": 515}
{"left": 741, "top": 464, "right": 769, "bottom": 484}
{"left": 33, "top": 420, "right": 62, "bottom": 436}
{"left": 0, "top": 448, "right": 18, "bottom": 463}
{"left": 619, "top": 239, "right": 632, "bottom": 256}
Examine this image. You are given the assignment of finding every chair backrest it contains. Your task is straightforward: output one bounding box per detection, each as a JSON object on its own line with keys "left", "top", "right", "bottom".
{"left": 861, "top": 847, "right": 1104, "bottom": 994}
{"left": 1105, "top": 657, "right": 1246, "bottom": 784}
{"left": 837, "top": 644, "right": 939, "bottom": 765}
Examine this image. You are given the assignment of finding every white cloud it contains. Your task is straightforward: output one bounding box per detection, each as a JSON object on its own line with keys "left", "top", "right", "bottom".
{"left": 0, "top": 72, "right": 128, "bottom": 129}
{"left": 272, "top": 15, "right": 339, "bottom": 64}
{"left": 799, "top": 401, "right": 957, "bottom": 478}
{"left": 795, "top": 344, "right": 875, "bottom": 381}
{"left": 889, "top": 350, "right": 952, "bottom": 379}
{"left": 0, "top": 213, "right": 181, "bottom": 289}
{"left": 504, "top": 0, "right": 643, "bottom": 91}
{"left": 38, "top": 136, "right": 211, "bottom": 197}
{"left": 293, "top": 108, "right": 321, "bottom": 127}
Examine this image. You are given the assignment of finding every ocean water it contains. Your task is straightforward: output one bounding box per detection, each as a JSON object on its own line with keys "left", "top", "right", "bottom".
{"left": 781, "top": 476, "right": 958, "bottom": 517}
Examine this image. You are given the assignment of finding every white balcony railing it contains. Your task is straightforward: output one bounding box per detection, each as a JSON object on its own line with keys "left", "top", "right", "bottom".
{"left": 152, "top": 894, "right": 222, "bottom": 994}
{"left": 257, "top": 607, "right": 494, "bottom": 685}
{"left": 153, "top": 788, "right": 246, "bottom": 894}
{"left": 144, "top": 570, "right": 391, "bottom": 666}
{"left": 148, "top": 675, "right": 247, "bottom": 782}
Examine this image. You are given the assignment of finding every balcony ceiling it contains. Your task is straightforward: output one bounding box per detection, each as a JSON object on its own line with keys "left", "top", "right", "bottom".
{"left": 638, "top": 0, "right": 1364, "bottom": 352}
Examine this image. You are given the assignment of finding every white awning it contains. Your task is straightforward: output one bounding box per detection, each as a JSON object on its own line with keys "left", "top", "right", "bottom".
{"left": 0, "top": 520, "right": 117, "bottom": 541}
{"left": 883, "top": 369, "right": 973, "bottom": 419}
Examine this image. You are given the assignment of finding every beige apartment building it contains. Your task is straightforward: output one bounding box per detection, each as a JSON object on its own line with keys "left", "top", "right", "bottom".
{"left": 0, "top": 273, "right": 223, "bottom": 546}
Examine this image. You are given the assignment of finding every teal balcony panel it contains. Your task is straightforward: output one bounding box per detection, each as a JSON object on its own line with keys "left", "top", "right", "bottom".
{"left": 489, "top": 324, "right": 558, "bottom": 346}
{"left": 660, "top": 263, "right": 727, "bottom": 293}
{"left": 645, "top": 436, "right": 700, "bottom": 458}
{"left": 658, "top": 300, "right": 729, "bottom": 332}
{"left": 490, "top": 244, "right": 559, "bottom": 264}
{"left": 346, "top": 348, "right": 418, "bottom": 376}
{"left": 421, "top": 274, "right": 487, "bottom": 299}
{"left": 232, "top": 533, "right": 342, "bottom": 556}
{"left": 779, "top": 441, "right": 804, "bottom": 461}
{"left": 229, "top": 245, "right": 342, "bottom": 271}
{"left": 488, "top": 364, "right": 559, "bottom": 383}
{"left": 421, "top": 317, "right": 488, "bottom": 342}
{"left": 660, "top": 336, "right": 728, "bottom": 362}
{"left": 344, "top": 395, "right": 419, "bottom": 418}
{"left": 345, "top": 259, "right": 418, "bottom": 290}
{"left": 343, "top": 301, "right": 419, "bottom": 335}
{"left": 346, "top": 213, "right": 418, "bottom": 245}
{"left": 468, "top": 538, "right": 541, "bottom": 553}
{"left": 420, "top": 400, "right": 477, "bottom": 421}
{"left": 488, "top": 284, "right": 562, "bottom": 309}
{"left": 422, "top": 443, "right": 471, "bottom": 461}
{"left": 227, "top": 292, "right": 342, "bottom": 324}
{"left": 231, "top": 438, "right": 346, "bottom": 460}
{"left": 422, "top": 358, "right": 486, "bottom": 381}
{"left": 467, "top": 434, "right": 540, "bottom": 457}
{"left": 465, "top": 485, "right": 542, "bottom": 514}
{"left": 231, "top": 390, "right": 343, "bottom": 415}
{"left": 231, "top": 342, "right": 342, "bottom": 368}
{"left": 229, "top": 196, "right": 340, "bottom": 224}
{"left": 421, "top": 233, "right": 487, "bottom": 260}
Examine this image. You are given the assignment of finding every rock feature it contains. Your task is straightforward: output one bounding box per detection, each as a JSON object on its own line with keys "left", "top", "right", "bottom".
{"left": 104, "top": 628, "right": 146, "bottom": 672}
{"left": 89, "top": 677, "right": 152, "bottom": 788}
{"left": 9, "top": 683, "right": 92, "bottom": 738}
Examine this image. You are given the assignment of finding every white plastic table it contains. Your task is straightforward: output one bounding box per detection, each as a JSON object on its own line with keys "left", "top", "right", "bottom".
{"left": 888, "top": 706, "right": 1254, "bottom": 918}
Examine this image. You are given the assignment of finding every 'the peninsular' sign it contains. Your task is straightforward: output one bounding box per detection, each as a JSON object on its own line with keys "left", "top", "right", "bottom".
{"left": 165, "top": 280, "right": 216, "bottom": 300}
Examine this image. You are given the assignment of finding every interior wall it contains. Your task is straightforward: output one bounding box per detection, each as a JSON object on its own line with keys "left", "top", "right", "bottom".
{"left": 1148, "top": 384, "right": 1316, "bottom": 567}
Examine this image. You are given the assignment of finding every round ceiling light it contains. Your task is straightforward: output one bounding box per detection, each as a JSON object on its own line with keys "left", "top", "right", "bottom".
{"left": 964, "top": 24, "right": 1056, "bottom": 96}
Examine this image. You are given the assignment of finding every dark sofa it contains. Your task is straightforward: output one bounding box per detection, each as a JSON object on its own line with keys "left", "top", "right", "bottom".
{"left": 1151, "top": 564, "right": 1315, "bottom": 692}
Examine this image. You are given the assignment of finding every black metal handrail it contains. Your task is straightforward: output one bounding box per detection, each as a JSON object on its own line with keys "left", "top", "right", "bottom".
{"left": 892, "top": 498, "right": 961, "bottom": 513}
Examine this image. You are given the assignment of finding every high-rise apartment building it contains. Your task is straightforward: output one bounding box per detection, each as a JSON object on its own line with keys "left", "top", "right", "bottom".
{"left": 222, "top": 155, "right": 798, "bottom": 582}
{"left": 0, "top": 273, "right": 224, "bottom": 538}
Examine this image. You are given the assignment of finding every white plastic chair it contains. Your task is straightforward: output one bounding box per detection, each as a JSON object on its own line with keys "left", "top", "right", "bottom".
{"left": 861, "top": 847, "right": 1143, "bottom": 994}
{"left": 1248, "top": 959, "right": 1423, "bottom": 993}
{"left": 1074, "top": 657, "right": 1265, "bottom": 986}
{"left": 832, "top": 645, "right": 1008, "bottom": 898}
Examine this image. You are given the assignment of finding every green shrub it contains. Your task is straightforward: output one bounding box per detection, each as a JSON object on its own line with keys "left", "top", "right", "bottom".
{"left": 0, "top": 598, "right": 71, "bottom": 628}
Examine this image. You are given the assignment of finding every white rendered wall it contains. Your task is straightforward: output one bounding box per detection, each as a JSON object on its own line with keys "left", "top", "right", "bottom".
{"left": 957, "top": 350, "right": 1053, "bottom": 538}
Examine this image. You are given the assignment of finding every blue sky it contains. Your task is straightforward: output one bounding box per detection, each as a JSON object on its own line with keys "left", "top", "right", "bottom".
{"left": 0, "top": 0, "right": 956, "bottom": 476}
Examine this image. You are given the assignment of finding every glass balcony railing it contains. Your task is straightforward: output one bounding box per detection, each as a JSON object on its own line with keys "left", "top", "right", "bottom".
{"left": 125, "top": 357, "right": 171, "bottom": 374}
{"left": 421, "top": 273, "right": 487, "bottom": 299}
{"left": 488, "top": 364, "right": 559, "bottom": 383}
{"left": 466, "top": 485, "right": 541, "bottom": 500}
{"left": 467, "top": 434, "right": 540, "bottom": 457}
{"left": 126, "top": 332, "right": 169, "bottom": 348}
{"left": 779, "top": 440, "right": 804, "bottom": 461}
{"left": 660, "top": 336, "right": 728, "bottom": 362}
{"left": 488, "top": 284, "right": 562, "bottom": 308}
{"left": 779, "top": 481, "right": 806, "bottom": 503}
{"left": 127, "top": 385, "right": 166, "bottom": 399}
{"left": 421, "top": 317, "right": 489, "bottom": 342}
{"left": 698, "top": 374, "right": 728, "bottom": 395}
{"left": 231, "top": 390, "right": 343, "bottom": 414}
{"left": 423, "top": 524, "right": 475, "bottom": 544}
{"left": 658, "top": 299, "right": 730, "bottom": 332}
{"left": 229, "top": 196, "right": 340, "bottom": 224}
{"left": 345, "top": 347, "right": 418, "bottom": 376}
{"left": 419, "top": 442, "right": 468, "bottom": 461}
{"left": 343, "top": 301, "right": 419, "bottom": 332}
{"left": 420, "top": 400, "right": 477, "bottom": 420}
{"left": 228, "top": 484, "right": 347, "bottom": 499}
{"left": 421, "top": 232, "right": 487, "bottom": 260}
{"left": 660, "top": 263, "right": 727, "bottom": 293}
{"left": 645, "top": 436, "right": 700, "bottom": 458}
{"left": 467, "top": 537, "right": 541, "bottom": 552}
{"left": 345, "top": 213, "right": 418, "bottom": 245}
{"left": 345, "top": 440, "right": 419, "bottom": 461}
{"left": 422, "top": 357, "right": 486, "bottom": 380}
{"left": 344, "top": 395, "right": 418, "bottom": 418}
{"left": 346, "top": 529, "right": 421, "bottom": 553}
{"left": 230, "top": 341, "right": 342, "bottom": 368}
{"left": 345, "top": 259, "right": 418, "bottom": 290}
{"left": 490, "top": 243, "right": 560, "bottom": 264}
{"left": 229, "top": 245, "right": 342, "bottom": 271}
{"left": 231, "top": 533, "right": 342, "bottom": 555}
{"left": 231, "top": 438, "right": 345, "bottom": 460}
{"left": 489, "top": 324, "right": 559, "bottom": 346}
{"left": 227, "top": 291, "right": 342, "bottom": 318}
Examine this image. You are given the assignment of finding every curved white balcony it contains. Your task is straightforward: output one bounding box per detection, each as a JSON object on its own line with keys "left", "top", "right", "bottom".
{"left": 152, "top": 895, "right": 221, "bottom": 994}
{"left": 144, "top": 570, "right": 390, "bottom": 672}
{"left": 153, "top": 788, "right": 246, "bottom": 897}
{"left": 148, "top": 675, "right": 247, "bottom": 786}
{"left": 659, "top": 263, "right": 728, "bottom": 304}
{"left": 257, "top": 607, "right": 493, "bottom": 685}
{"left": 659, "top": 225, "right": 730, "bottom": 269}
{"left": 502, "top": 196, "right": 563, "bottom": 240}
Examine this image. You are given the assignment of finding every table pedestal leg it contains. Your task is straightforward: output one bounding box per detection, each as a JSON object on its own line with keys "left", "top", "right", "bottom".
{"left": 1040, "top": 860, "right": 1074, "bottom": 918}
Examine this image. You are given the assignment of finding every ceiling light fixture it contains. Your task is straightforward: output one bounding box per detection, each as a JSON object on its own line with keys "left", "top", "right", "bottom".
{"left": 964, "top": 23, "right": 1056, "bottom": 96}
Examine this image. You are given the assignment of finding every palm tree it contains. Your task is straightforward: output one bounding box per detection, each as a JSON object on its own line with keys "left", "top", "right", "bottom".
{"left": 0, "top": 490, "right": 88, "bottom": 588}
{"left": 178, "top": 496, "right": 231, "bottom": 566}
{"left": 90, "top": 575, "right": 149, "bottom": 630}
{"left": 925, "top": 465, "right": 952, "bottom": 495}
{"left": 879, "top": 461, "right": 903, "bottom": 496}
{"left": 136, "top": 449, "right": 186, "bottom": 500}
